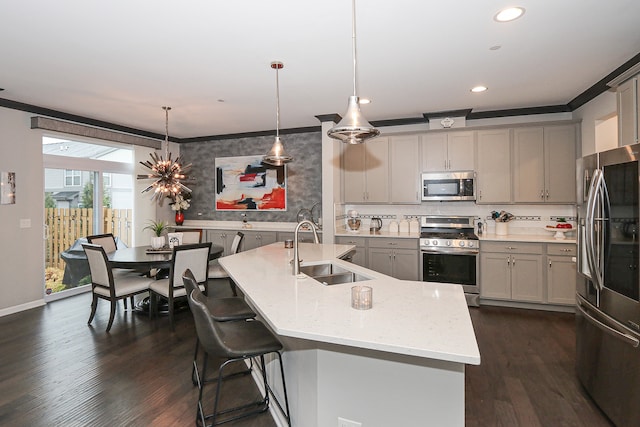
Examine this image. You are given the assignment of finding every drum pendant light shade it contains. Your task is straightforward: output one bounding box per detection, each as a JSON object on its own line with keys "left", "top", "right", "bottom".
{"left": 263, "top": 61, "right": 293, "bottom": 166}
{"left": 327, "top": 0, "right": 379, "bottom": 144}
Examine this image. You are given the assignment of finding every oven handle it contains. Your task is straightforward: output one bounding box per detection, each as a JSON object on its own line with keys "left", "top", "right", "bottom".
{"left": 421, "top": 249, "right": 479, "bottom": 255}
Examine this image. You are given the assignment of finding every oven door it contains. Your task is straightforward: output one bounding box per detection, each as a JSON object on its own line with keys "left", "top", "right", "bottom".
{"left": 421, "top": 250, "right": 478, "bottom": 293}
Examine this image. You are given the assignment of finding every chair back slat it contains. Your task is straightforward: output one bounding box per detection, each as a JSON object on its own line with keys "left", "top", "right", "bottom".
{"left": 87, "top": 233, "right": 117, "bottom": 253}
{"left": 229, "top": 232, "right": 244, "bottom": 255}
{"left": 82, "top": 244, "right": 112, "bottom": 288}
{"left": 171, "top": 242, "right": 211, "bottom": 287}
{"left": 180, "top": 229, "right": 203, "bottom": 244}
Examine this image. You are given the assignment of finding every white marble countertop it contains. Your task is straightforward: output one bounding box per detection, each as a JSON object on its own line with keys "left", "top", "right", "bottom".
{"left": 219, "top": 242, "right": 480, "bottom": 365}
{"left": 479, "top": 232, "right": 576, "bottom": 244}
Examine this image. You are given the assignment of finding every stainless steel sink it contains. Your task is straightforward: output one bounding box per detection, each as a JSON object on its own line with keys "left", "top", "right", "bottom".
{"left": 300, "top": 262, "right": 371, "bottom": 285}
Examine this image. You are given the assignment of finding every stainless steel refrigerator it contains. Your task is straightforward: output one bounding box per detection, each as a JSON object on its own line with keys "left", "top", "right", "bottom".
{"left": 576, "top": 143, "right": 640, "bottom": 426}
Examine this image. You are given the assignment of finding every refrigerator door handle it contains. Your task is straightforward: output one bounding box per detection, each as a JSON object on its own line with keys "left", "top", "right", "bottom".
{"left": 577, "top": 296, "right": 639, "bottom": 348}
{"left": 585, "top": 169, "right": 604, "bottom": 290}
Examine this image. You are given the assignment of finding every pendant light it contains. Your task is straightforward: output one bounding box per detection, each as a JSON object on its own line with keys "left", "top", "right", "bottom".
{"left": 327, "top": 0, "right": 380, "bottom": 144}
{"left": 263, "top": 61, "right": 293, "bottom": 166}
{"left": 138, "top": 106, "right": 192, "bottom": 205}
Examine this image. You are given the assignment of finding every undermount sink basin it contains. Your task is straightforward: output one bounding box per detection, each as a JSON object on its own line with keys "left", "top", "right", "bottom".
{"left": 300, "top": 262, "right": 371, "bottom": 285}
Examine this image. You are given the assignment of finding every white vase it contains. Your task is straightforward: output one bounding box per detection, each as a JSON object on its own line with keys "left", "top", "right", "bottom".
{"left": 495, "top": 222, "right": 509, "bottom": 236}
{"left": 151, "top": 236, "right": 165, "bottom": 249}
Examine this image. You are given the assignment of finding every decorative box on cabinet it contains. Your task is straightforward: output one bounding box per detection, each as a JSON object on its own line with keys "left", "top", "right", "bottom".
{"left": 367, "top": 238, "right": 419, "bottom": 281}
{"left": 421, "top": 131, "right": 475, "bottom": 172}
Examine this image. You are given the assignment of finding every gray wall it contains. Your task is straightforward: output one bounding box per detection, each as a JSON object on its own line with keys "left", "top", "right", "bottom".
{"left": 180, "top": 131, "right": 322, "bottom": 222}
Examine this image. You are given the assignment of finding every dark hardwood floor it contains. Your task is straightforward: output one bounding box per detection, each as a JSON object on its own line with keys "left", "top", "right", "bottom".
{"left": 0, "top": 285, "right": 613, "bottom": 427}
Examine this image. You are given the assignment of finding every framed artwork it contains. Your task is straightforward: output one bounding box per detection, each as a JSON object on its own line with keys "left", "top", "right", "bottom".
{"left": 215, "top": 155, "right": 286, "bottom": 211}
{"left": 0, "top": 171, "right": 16, "bottom": 205}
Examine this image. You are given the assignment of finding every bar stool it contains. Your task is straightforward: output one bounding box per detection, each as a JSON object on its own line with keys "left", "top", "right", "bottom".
{"left": 182, "top": 269, "right": 256, "bottom": 386}
{"left": 187, "top": 288, "right": 290, "bottom": 426}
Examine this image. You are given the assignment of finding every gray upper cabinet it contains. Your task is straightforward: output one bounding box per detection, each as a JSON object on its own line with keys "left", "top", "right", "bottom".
{"left": 343, "top": 137, "right": 389, "bottom": 203}
{"left": 513, "top": 125, "right": 576, "bottom": 204}
{"left": 476, "top": 129, "right": 511, "bottom": 204}
{"left": 617, "top": 76, "right": 640, "bottom": 146}
{"left": 390, "top": 134, "right": 421, "bottom": 204}
{"left": 421, "top": 131, "right": 475, "bottom": 172}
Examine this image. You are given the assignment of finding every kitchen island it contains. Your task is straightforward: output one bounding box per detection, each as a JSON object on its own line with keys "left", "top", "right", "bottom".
{"left": 220, "top": 242, "right": 480, "bottom": 426}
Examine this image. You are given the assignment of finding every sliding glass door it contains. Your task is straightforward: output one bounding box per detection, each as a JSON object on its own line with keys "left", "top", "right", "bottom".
{"left": 43, "top": 137, "right": 134, "bottom": 299}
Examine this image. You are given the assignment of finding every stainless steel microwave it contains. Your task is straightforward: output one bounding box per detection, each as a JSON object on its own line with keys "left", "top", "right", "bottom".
{"left": 421, "top": 171, "right": 476, "bottom": 201}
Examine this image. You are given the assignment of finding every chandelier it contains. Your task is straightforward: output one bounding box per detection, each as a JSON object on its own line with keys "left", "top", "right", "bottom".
{"left": 327, "top": 0, "right": 379, "bottom": 144}
{"left": 263, "top": 61, "right": 293, "bottom": 166}
{"left": 138, "top": 106, "right": 192, "bottom": 205}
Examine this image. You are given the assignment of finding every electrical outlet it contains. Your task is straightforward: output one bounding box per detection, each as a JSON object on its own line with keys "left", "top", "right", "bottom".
{"left": 338, "top": 417, "right": 362, "bottom": 427}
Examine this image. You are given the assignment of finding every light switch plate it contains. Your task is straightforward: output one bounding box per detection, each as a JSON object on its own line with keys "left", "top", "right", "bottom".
{"left": 19, "top": 218, "right": 31, "bottom": 228}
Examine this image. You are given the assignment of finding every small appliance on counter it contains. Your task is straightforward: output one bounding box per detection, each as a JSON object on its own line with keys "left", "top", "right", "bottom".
{"left": 347, "top": 210, "right": 361, "bottom": 231}
{"left": 388, "top": 220, "right": 399, "bottom": 233}
{"left": 370, "top": 217, "right": 382, "bottom": 232}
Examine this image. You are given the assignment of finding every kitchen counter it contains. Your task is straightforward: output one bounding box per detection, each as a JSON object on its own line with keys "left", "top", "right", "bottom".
{"left": 479, "top": 232, "right": 576, "bottom": 244}
{"left": 176, "top": 220, "right": 319, "bottom": 233}
{"left": 220, "top": 242, "right": 479, "bottom": 426}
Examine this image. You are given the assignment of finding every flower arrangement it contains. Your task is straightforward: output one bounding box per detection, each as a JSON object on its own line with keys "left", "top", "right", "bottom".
{"left": 491, "top": 210, "right": 514, "bottom": 222}
{"left": 170, "top": 192, "right": 191, "bottom": 212}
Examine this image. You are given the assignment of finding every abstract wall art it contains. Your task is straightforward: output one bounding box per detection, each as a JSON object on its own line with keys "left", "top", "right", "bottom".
{"left": 0, "top": 171, "right": 15, "bottom": 205}
{"left": 215, "top": 155, "right": 286, "bottom": 211}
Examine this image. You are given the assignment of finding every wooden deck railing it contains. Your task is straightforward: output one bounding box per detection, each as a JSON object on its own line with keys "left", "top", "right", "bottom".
{"left": 45, "top": 208, "right": 133, "bottom": 269}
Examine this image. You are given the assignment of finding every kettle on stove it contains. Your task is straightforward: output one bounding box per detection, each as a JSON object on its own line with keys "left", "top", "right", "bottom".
{"left": 370, "top": 217, "right": 382, "bottom": 232}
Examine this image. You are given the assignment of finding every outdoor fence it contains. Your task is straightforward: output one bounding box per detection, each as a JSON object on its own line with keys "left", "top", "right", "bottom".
{"left": 45, "top": 208, "right": 133, "bottom": 270}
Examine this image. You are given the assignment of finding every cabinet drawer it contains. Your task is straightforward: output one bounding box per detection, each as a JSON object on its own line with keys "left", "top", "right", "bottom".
{"left": 368, "top": 237, "right": 418, "bottom": 250}
{"left": 547, "top": 244, "right": 576, "bottom": 256}
{"left": 481, "top": 241, "right": 543, "bottom": 254}
{"left": 335, "top": 236, "right": 367, "bottom": 247}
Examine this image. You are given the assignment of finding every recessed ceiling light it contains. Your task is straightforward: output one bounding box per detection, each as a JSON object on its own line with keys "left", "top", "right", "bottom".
{"left": 471, "top": 86, "right": 488, "bottom": 93}
{"left": 494, "top": 7, "right": 525, "bottom": 22}
{"left": 217, "top": 99, "right": 225, "bottom": 103}
{"left": 489, "top": 45, "right": 501, "bottom": 51}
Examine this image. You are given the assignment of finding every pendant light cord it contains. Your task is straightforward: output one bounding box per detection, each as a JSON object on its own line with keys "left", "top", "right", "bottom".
{"left": 351, "top": 0, "right": 358, "bottom": 97}
{"left": 275, "top": 66, "right": 280, "bottom": 139}
{"left": 162, "top": 106, "right": 171, "bottom": 158}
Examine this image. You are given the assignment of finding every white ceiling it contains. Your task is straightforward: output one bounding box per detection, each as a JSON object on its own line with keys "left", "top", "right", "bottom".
{"left": 1, "top": 0, "right": 639, "bottom": 139}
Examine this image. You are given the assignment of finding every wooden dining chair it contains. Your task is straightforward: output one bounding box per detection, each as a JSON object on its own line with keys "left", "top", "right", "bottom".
{"left": 208, "top": 231, "right": 243, "bottom": 296}
{"left": 82, "top": 244, "right": 154, "bottom": 332}
{"left": 87, "top": 233, "right": 117, "bottom": 253}
{"left": 149, "top": 242, "right": 212, "bottom": 331}
{"left": 179, "top": 229, "right": 203, "bottom": 244}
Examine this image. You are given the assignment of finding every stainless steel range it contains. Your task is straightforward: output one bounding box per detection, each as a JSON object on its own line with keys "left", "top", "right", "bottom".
{"left": 420, "top": 216, "right": 480, "bottom": 306}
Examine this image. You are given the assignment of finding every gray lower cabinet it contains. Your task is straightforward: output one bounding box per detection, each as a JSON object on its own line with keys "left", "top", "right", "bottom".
{"left": 480, "top": 242, "right": 544, "bottom": 302}
{"left": 481, "top": 241, "right": 576, "bottom": 306}
{"left": 241, "top": 230, "right": 277, "bottom": 251}
{"left": 335, "top": 236, "right": 368, "bottom": 268}
{"left": 367, "top": 238, "right": 419, "bottom": 281}
{"left": 277, "top": 231, "right": 323, "bottom": 243}
{"left": 206, "top": 230, "right": 234, "bottom": 255}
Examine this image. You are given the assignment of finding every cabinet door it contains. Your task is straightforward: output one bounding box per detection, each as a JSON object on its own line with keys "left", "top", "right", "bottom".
{"left": 447, "top": 131, "right": 475, "bottom": 171}
{"left": 242, "top": 231, "right": 277, "bottom": 251}
{"left": 335, "top": 236, "right": 367, "bottom": 268}
{"left": 343, "top": 143, "right": 367, "bottom": 202}
{"left": 545, "top": 125, "right": 576, "bottom": 203}
{"left": 513, "top": 127, "right": 545, "bottom": 203}
{"left": 390, "top": 135, "right": 421, "bottom": 203}
{"left": 480, "top": 252, "right": 511, "bottom": 299}
{"left": 421, "top": 133, "right": 448, "bottom": 171}
{"left": 618, "top": 77, "right": 638, "bottom": 146}
{"left": 364, "top": 137, "right": 390, "bottom": 203}
{"left": 393, "top": 249, "right": 419, "bottom": 281}
{"left": 511, "top": 254, "right": 544, "bottom": 302}
{"left": 368, "top": 248, "right": 394, "bottom": 277}
{"left": 476, "top": 129, "right": 511, "bottom": 203}
{"left": 547, "top": 255, "right": 576, "bottom": 305}
{"left": 206, "top": 230, "right": 231, "bottom": 255}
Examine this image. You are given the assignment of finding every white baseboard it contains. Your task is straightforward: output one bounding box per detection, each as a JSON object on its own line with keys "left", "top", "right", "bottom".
{"left": 0, "top": 299, "right": 46, "bottom": 317}
{"left": 480, "top": 298, "right": 575, "bottom": 313}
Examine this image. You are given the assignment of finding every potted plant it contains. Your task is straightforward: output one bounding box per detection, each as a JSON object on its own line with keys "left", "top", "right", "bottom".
{"left": 144, "top": 220, "right": 167, "bottom": 249}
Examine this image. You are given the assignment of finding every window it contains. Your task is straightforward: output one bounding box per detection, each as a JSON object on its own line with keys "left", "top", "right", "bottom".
{"left": 103, "top": 172, "right": 112, "bottom": 187}
{"left": 64, "top": 169, "right": 81, "bottom": 186}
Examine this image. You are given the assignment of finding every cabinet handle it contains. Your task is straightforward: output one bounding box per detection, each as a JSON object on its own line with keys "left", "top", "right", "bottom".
{"left": 506, "top": 246, "right": 516, "bottom": 250}
{"left": 444, "top": 160, "right": 448, "bottom": 169}
{"left": 512, "top": 257, "right": 516, "bottom": 267}
{"left": 540, "top": 190, "right": 545, "bottom": 199}
{"left": 549, "top": 260, "right": 552, "bottom": 268}
{"left": 546, "top": 189, "right": 549, "bottom": 199}
{"left": 507, "top": 257, "right": 510, "bottom": 266}
{"left": 448, "top": 159, "right": 451, "bottom": 169}
{"left": 479, "top": 190, "right": 482, "bottom": 200}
